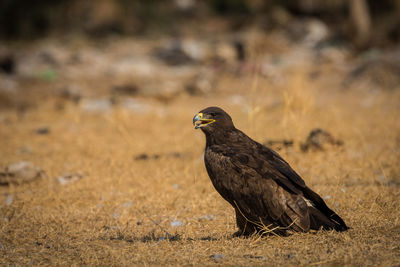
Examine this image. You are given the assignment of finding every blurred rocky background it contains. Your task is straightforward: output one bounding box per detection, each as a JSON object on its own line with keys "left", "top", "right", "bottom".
{"left": 0, "top": 0, "right": 400, "bottom": 111}
{"left": 2, "top": 0, "right": 400, "bottom": 45}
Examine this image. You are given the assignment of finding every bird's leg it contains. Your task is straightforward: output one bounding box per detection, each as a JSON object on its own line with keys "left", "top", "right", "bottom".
{"left": 233, "top": 208, "right": 257, "bottom": 237}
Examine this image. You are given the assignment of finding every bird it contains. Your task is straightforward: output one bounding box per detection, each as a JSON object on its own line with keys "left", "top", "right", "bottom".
{"left": 193, "top": 106, "right": 349, "bottom": 237}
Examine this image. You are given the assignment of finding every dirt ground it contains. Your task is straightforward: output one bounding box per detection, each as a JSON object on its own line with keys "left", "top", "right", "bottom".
{"left": 1, "top": 37, "right": 400, "bottom": 266}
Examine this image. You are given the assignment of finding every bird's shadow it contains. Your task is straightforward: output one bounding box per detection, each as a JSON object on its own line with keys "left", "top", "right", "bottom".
{"left": 104, "top": 231, "right": 220, "bottom": 243}
{"left": 102, "top": 226, "right": 307, "bottom": 244}
{"left": 102, "top": 227, "right": 307, "bottom": 243}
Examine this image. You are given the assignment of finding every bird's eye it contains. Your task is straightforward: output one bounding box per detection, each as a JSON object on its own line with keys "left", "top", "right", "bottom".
{"left": 210, "top": 112, "right": 217, "bottom": 117}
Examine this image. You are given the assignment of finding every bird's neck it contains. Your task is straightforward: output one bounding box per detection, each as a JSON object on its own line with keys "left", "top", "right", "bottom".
{"left": 205, "top": 128, "right": 235, "bottom": 146}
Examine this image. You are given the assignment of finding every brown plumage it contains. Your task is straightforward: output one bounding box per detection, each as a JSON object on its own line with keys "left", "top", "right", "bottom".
{"left": 193, "top": 106, "right": 349, "bottom": 236}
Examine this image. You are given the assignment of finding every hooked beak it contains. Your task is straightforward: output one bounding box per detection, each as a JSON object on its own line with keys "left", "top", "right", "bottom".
{"left": 193, "top": 113, "right": 215, "bottom": 129}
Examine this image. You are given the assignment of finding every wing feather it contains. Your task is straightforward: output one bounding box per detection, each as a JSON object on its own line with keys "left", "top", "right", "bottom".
{"left": 205, "top": 144, "right": 311, "bottom": 231}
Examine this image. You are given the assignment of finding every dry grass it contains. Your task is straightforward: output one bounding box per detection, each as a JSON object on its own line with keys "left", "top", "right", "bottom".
{"left": 1, "top": 70, "right": 400, "bottom": 266}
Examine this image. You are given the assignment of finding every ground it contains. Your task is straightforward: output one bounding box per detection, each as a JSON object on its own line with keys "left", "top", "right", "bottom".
{"left": 0, "top": 37, "right": 400, "bottom": 266}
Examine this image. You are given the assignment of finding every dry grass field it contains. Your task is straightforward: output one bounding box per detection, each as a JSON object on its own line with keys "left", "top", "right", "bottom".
{"left": 1, "top": 46, "right": 400, "bottom": 265}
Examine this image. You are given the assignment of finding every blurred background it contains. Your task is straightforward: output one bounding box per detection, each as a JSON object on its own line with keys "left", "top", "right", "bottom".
{"left": 1, "top": 0, "right": 400, "bottom": 45}
{"left": 1, "top": 0, "right": 400, "bottom": 111}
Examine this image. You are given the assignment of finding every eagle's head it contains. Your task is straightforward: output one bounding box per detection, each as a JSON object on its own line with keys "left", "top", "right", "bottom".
{"left": 193, "top": 106, "right": 234, "bottom": 134}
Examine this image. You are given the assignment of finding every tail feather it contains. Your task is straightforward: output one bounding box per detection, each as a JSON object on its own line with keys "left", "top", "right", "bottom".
{"left": 308, "top": 206, "right": 347, "bottom": 231}
{"left": 303, "top": 187, "right": 349, "bottom": 231}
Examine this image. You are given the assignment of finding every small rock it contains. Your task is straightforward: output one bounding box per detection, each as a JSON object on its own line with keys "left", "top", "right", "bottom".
{"left": 324, "top": 195, "right": 332, "bottom": 199}
{"left": 18, "top": 146, "right": 33, "bottom": 154}
{"left": 0, "top": 54, "right": 15, "bottom": 74}
{"left": 6, "top": 195, "right": 13, "bottom": 205}
{"left": 345, "top": 49, "right": 400, "bottom": 91}
{"left": 170, "top": 220, "right": 183, "bottom": 227}
{"left": 229, "top": 95, "right": 246, "bottom": 106}
{"left": 80, "top": 98, "right": 112, "bottom": 113}
{"left": 181, "top": 39, "right": 208, "bottom": 61}
{"left": 153, "top": 40, "right": 195, "bottom": 66}
{"left": 168, "top": 152, "right": 182, "bottom": 158}
{"left": 0, "top": 77, "right": 18, "bottom": 95}
{"left": 134, "top": 153, "right": 161, "bottom": 161}
{"left": 134, "top": 153, "right": 149, "bottom": 161}
{"left": 119, "top": 98, "right": 150, "bottom": 114}
{"left": 39, "top": 51, "right": 58, "bottom": 66}
{"left": 198, "top": 215, "right": 216, "bottom": 221}
{"left": 210, "top": 254, "right": 225, "bottom": 263}
{"left": 134, "top": 152, "right": 182, "bottom": 161}
{"left": 142, "top": 81, "right": 185, "bottom": 104}
{"left": 286, "top": 253, "right": 295, "bottom": 259}
{"left": 287, "top": 19, "right": 330, "bottom": 47}
{"left": 301, "top": 128, "right": 343, "bottom": 152}
{"left": 59, "top": 85, "right": 82, "bottom": 103}
{"left": 185, "top": 70, "right": 215, "bottom": 96}
{"left": 264, "top": 139, "right": 294, "bottom": 151}
{"left": 172, "top": 184, "right": 180, "bottom": 189}
{"left": 35, "top": 127, "right": 50, "bottom": 135}
{"left": 215, "top": 41, "right": 237, "bottom": 64}
{"left": 175, "top": 0, "right": 196, "bottom": 11}
{"left": 57, "top": 173, "right": 83, "bottom": 185}
{"left": 122, "top": 200, "right": 133, "bottom": 208}
{"left": 112, "top": 84, "right": 138, "bottom": 96}
{"left": 0, "top": 161, "right": 43, "bottom": 185}
{"left": 244, "top": 254, "right": 265, "bottom": 260}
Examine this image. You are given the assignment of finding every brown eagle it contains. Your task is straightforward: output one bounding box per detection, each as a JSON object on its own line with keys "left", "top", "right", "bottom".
{"left": 193, "top": 106, "right": 348, "bottom": 236}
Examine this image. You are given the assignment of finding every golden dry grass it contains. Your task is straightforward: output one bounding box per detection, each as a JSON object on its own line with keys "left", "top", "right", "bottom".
{"left": 1, "top": 71, "right": 400, "bottom": 266}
